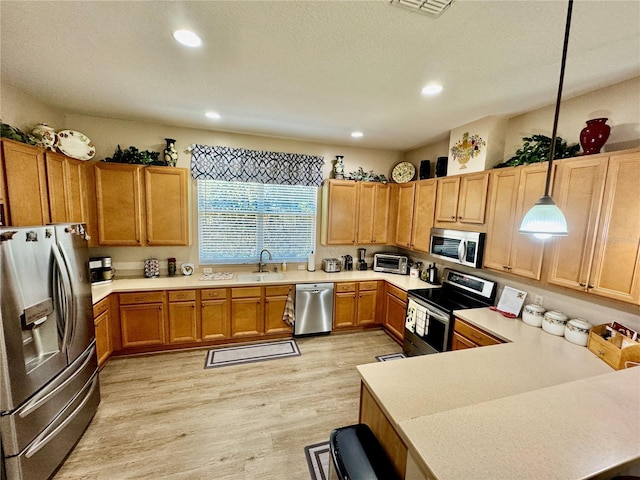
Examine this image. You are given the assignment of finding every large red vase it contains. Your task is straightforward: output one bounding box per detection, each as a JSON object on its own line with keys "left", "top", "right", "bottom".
{"left": 579, "top": 118, "right": 610, "bottom": 155}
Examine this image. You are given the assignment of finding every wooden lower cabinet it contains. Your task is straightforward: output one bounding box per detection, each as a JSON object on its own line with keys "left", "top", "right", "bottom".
{"left": 168, "top": 290, "right": 198, "bottom": 343}
{"left": 334, "top": 281, "right": 380, "bottom": 330}
{"left": 451, "top": 317, "right": 503, "bottom": 350}
{"left": 201, "top": 288, "right": 230, "bottom": 341}
{"left": 93, "top": 296, "right": 112, "bottom": 368}
{"left": 231, "top": 287, "right": 264, "bottom": 338}
{"left": 359, "top": 383, "right": 407, "bottom": 478}
{"left": 119, "top": 292, "right": 166, "bottom": 348}
{"left": 383, "top": 284, "right": 407, "bottom": 343}
{"left": 264, "top": 285, "right": 294, "bottom": 335}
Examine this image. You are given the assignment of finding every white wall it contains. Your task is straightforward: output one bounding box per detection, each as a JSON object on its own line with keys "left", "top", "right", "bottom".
{"left": 1, "top": 80, "right": 403, "bottom": 274}
{"left": 403, "top": 77, "right": 640, "bottom": 165}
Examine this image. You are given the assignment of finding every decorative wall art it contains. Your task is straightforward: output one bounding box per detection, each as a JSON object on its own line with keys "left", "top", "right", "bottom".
{"left": 448, "top": 116, "right": 508, "bottom": 175}
{"left": 450, "top": 132, "right": 486, "bottom": 170}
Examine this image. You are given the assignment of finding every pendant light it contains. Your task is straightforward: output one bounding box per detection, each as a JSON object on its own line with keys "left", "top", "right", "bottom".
{"left": 519, "top": 0, "right": 574, "bottom": 240}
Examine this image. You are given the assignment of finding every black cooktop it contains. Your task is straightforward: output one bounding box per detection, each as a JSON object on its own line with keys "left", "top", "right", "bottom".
{"left": 408, "top": 269, "right": 496, "bottom": 314}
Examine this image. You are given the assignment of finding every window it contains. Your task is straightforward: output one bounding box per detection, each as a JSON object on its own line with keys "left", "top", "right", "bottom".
{"left": 198, "top": 180, "right": 317, "bottom": 264}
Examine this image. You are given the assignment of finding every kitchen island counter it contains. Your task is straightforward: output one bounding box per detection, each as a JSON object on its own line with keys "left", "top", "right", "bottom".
{"left": 357, "top": 308, "right": 639, "bottom": 479}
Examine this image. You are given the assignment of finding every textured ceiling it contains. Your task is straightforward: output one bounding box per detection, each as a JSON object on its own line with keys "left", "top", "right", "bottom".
{"left": 1, "top": 0, "right": 639, "bottom": 151}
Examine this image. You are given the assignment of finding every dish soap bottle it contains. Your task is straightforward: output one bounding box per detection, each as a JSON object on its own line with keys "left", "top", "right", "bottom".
{"left": 281, "top": 261, "right": 287, "bottom": 272}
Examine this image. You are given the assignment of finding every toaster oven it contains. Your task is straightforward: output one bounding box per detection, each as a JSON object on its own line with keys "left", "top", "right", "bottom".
{"left": 373, "top": 253, "right": 409, "bottom": 275}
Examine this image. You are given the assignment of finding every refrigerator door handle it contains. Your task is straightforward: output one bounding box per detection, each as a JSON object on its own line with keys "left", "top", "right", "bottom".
{"left": 51, "top": 244, "right": 74, "bottom": 351}
{"left": 16, "top": 344, "right": 95, "bottom": 418}
{"left": 23, "top": 373, "right": 99, "bottom": 459}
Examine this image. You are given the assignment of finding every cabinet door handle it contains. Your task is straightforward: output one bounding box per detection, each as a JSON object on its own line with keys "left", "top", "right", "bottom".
{"left": 266, "top": 299, "right": 269, "bottom": 303}
{"left": 579, "top": 282, "right": 586, "bottom": 287}
{"left": 588, "top": 284, "right": 594, "bottom": 289}
{"left": 451, "top": 215, "right": 455, "bottom": 220}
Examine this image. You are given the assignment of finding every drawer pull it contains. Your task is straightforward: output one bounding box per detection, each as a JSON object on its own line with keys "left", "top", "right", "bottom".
{"left": 135, "top": 296, "right": 146, "bottom": 302}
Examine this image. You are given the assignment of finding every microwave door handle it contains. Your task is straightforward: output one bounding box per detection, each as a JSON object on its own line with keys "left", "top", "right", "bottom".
{"left": 457, "top": 240, "right": 466, "bottom": 263}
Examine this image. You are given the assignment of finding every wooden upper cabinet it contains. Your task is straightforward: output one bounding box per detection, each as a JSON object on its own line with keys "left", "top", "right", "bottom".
{"left": 394, "top": 180, "right": 437, "bottom": 252}
{"left": 45, "top": 151, "right": 85, "bottom": 224}
{"left": 411, "top": 179, "right": 437, "bottom": 252}
{"left": 589, "top": 152, "right": 640, "bottom": 303}
{"left": 357, "top": 182, "right": 391, "bottom": 245}
{"left": 1, "top": 139, "right": 50, "bottom": 226}
{"left": 93, "top": 163, "right": 189, "bottom": 247}
{"left": 394, "top": 183, "right": 416, "bottom": 248}
{"left": 145, "top": 167, "right": 189, "bottom": 246}
{"left": 434, "top": 172, "right": 489, "bottom": 229}
{"left": 95, "top": 162, "right": 144, "bottom": 246}
{"left": 484, "top": 163, "right": 548, "bottom": 279}
{"left": 548, "top": 151, "right": 640, "bottom": 304}
{"left": 322, "top": 180, "right": 359, "bottom": 245}
{"left": 546, "top": 155, "right": 608, "bottom": 292}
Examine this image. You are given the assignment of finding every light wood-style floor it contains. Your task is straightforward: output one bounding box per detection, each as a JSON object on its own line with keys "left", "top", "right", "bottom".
{"left": 54, "top": 330, "right": 401, "bottom": 480}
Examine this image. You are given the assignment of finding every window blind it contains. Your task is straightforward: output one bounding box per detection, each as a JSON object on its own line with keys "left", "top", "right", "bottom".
{"left": 198, "top": 180, "right": 317, "bottom": 264}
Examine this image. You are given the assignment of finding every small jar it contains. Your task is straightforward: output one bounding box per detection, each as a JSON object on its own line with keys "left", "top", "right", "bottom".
{"left": 522, "top": 304, "right": 546, "bottom": 327}
{"left": 542, "top": 310, "right": 569, "bottom": 336}
{"left": 564, "top": 319, "right": 592, "bottom": 346}
{"left": 168, "top": 258, "right": 177, "bottom": 276}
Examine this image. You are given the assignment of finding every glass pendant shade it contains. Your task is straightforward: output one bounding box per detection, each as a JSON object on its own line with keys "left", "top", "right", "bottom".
{"left": 519, "top": 195, "right": 568, "bottom": 239}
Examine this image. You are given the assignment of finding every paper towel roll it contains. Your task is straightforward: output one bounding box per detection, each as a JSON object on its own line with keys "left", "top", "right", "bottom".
{"left": 307, "top": 253, "right": 315, "bottom": 272}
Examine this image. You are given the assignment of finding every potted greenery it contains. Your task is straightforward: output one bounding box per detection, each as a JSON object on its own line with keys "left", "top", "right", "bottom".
{"left": 102, "top": 145, "right": 166, "bottom": 165}
{"left": 495, "top": 134, "right": 580, "bottom": 168}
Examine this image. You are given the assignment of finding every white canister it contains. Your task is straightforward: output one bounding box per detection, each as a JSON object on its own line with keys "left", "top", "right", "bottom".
{"left": 542, "top": 310, "right": 569, "bottom": 336}
{"left": 522, "top": 304, "right": 546, "bottom": 327}
{"left": 564, "top": 319, "right": 592, "bottom": 346}
{"left": 410, "top": 266, "right": 419, "bottom": 278}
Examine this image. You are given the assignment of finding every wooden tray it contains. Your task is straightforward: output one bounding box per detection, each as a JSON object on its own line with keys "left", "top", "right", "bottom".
{"left": 587, "top": 324, "right": 640, "bottom": 370}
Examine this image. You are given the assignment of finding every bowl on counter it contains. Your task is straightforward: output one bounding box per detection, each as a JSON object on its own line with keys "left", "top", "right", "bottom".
{"left": 564, "top": 319, "right": 592, "bottom": 346}
{"left": 542, "top": 310, "right": 569, "bottom": 336}
{"left": 522, "top": 304, "right": 546, "bottom": 327}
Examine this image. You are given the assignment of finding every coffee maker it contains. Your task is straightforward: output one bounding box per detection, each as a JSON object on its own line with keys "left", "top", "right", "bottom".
{"left": 342, "top": 255, "right": 353, "bottom": 271}
{"left": 89, "top": 256, "right": 114, "bottom": 284}
{"left": 356, "top": 248, "right": 367, "bottom": 271}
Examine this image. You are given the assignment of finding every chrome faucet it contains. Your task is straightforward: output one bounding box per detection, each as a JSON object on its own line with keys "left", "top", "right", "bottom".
{"left": 258, "top": 249, "right": 272, "bottom": 272}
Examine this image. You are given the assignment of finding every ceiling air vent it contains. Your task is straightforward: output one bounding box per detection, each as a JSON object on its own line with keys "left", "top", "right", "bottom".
{"left": 389, "top": 0, "right": 455, "bottom": 18}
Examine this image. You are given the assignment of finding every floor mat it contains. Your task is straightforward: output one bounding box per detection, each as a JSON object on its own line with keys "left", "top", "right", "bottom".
{"left": 204, "top": 339, "right": 300, "bottom": 368}
{"left": 304, "top": 441, "right": 330, "bottom": 480}
{"left": 376, "top": 352, "right": 407, "bottom": 362}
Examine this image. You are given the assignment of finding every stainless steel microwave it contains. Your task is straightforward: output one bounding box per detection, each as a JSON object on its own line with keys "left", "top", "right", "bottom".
{"left": 373, "top": 253, "right": 409, "bottom": 275}
{"left": 429, "top": 228, "right": 485, "bottom": 268}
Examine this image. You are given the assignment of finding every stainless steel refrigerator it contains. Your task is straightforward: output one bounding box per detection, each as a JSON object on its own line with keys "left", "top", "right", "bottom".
{"left": 0, "top": 224, "right": 100, "bottom": 480}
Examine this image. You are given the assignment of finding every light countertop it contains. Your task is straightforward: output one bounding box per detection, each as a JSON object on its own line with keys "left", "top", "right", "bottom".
{"left": 357, "top": 308, "right": 640, "bottom": 479}
{"left": 91, "top": 269, "right": 436, "bottom": 303}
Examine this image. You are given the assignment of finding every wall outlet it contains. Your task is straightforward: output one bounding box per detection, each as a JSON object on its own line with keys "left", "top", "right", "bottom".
{"left": 297, "top": 264, "right": 306, "bottom": 270}
{"left": 203, "top": 267, "right": 213, "bottom": 274}
{"left": 534, "top": 295, "right": 544, "bottom": 306}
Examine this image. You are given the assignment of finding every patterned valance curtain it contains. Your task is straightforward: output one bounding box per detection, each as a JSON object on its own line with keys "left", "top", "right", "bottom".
{"left": 190, "top": 144, "right": 324, "bottom": 187}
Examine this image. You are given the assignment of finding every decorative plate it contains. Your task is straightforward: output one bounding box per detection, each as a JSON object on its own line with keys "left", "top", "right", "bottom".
{"left": 392, "top": 162, "right": 416, "bottom": 183}
{"left": 55, "top": 130, "right": 95, "bottom": 160}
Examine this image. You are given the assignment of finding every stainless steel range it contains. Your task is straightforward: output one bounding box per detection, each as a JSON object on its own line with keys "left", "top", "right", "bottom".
{"left": 403, "top": 268, "right": 496, "bottom": 356}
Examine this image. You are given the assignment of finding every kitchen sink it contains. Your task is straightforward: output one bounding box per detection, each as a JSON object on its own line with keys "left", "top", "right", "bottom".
{"left": 236, "top": 272, "right": 287, "bottom": 282}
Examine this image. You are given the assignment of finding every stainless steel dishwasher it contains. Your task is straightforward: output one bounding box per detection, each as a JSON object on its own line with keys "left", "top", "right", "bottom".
{"left": 294, "top": 283, "right": 334, "bottom": 336}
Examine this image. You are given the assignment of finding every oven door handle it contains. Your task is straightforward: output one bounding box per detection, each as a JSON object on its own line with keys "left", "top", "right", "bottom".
{"left": 457, "top": 240, "right": 466, "bottom": 263}
{"left": 426, "top": 308, "right": 450, "bottom": 323}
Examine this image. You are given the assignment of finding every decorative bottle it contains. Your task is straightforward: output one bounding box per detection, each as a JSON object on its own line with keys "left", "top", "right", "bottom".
{"left": 579, "top": 118, "right": 610, "bottom": 155}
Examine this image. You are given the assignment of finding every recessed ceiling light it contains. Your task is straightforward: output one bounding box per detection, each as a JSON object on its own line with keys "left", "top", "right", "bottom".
{"left": 205, "top": 111, "right": 221, "bottom": 119}
{"left": 173, "top": 29, "right": 202, "bottom": 48}
{"left": 421, "top": 84, "right": 444, "bottom": 95}
{"left": 351, "top": 131, "right": 364, "bottom": 138}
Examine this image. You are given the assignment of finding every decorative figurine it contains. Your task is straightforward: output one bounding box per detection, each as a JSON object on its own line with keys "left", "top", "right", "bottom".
{"left": 164, "top": 138, "right": 178, "bottom": 166}
{"left": 333, "top": 155, "right": 345, "bottom": 179}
